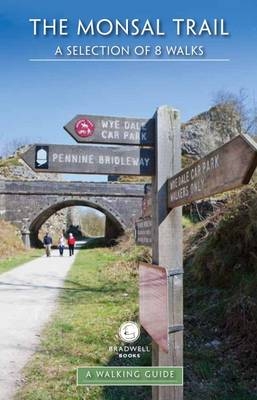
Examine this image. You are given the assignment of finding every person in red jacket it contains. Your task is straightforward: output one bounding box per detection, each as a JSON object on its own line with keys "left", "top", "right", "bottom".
{"left": 67, "top": 233, "right": 76, "bottom": 256}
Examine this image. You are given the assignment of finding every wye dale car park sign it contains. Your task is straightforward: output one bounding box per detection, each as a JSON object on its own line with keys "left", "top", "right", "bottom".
{"left": 20, "top": 107, "right": 257, "bottom": 400}
{"left": 64, "top": 114, "right": 155, "bottom": 145}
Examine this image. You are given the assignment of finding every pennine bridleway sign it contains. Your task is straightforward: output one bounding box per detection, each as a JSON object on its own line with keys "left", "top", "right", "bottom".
{"left": 21, "top": 144, "right": 155, "bottom": 176}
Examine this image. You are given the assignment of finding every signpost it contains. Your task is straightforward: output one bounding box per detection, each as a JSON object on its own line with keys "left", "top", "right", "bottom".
{"left": 151, "top": 106, "right": 183, "bottom": 400}
{"left": 21, "top": 144, "right": 155, "bottom": 176}
{"left": 142, "top": 183, "right": 152, "bottom": 218}
{"left": 139, "top": 263, "right": 169, "bottom": 352}
{"left": 168, "top": 134, "right": 257, "bottom": 209}
{"left": 135, "top": 217, "right": 152, "bottom": 246}
{"left": 64, "top": 114, "right": 155, "bottom": 146}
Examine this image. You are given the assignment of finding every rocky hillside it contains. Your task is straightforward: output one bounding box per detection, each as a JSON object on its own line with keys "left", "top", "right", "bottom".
{"left": 0, "top": 220, "right": 25, "bottom": 258}
{"left": 119, "top": 103, "right": 244, "bottom": 183}
{"left": 0, "top": 151, "right": 60, "bottom": 181}
{"left": 181, "top": 104, "right": 242, "bottom": 157}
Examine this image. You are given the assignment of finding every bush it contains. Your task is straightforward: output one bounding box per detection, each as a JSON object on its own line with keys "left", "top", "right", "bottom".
{"left": 191, "top": 186, "right": 257, "bottom": 287}
{"left": 0, "top": 220, "right": 25, "bottom": 259}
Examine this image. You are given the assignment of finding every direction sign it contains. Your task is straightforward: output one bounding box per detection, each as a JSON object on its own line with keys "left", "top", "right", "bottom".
{"left": 139, "top": 263, "right": 169, "bottom": 352}
{"left": 64, "top": 115, "right": 155, "bottom": 146}
{"left": 135, "top": 217, "right": 152, "bottom": 246}
{"left": 142, "top": 183, "right": 152, "bottom": 217}
{"left": 168, "top": 134, "right": 257, "bottom": 209}
{"left": 21, "top": 144, "right": 155, "bottom": 176}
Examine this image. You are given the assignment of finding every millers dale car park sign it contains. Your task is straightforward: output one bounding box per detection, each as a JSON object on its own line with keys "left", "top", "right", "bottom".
{"left": 168, "top": 134, "right": 257, "bottom": 208}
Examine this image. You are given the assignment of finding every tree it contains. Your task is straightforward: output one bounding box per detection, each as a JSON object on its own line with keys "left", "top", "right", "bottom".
{"left": 0, "top": 137, "right": 31, "bottom": 158}
{"left": 80, "top": 209, "right": 105, "bottom": 237}
{"left": 212, "top": 88, "right": 257, "bottom": 136}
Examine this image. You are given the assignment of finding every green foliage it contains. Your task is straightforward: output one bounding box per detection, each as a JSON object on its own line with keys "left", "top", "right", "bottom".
{"left": 0, "top": 156, "right": 21, "bottom": 167}
{"left": 191, "top": 186, "right": 257, "bottom": 287}
{"left": 124, "top": 244, "right": 151, "bottom": 264}
{"left": 182, "top": 215, "right": 195, "bottom": 229}
{"left": 184, "top": 185, "right": 257, "bottom": 397}
{"left": 79, "top": 209, "right": 105, "bottom": 237}
{"left": 117, "top": 175, "right": 151, "bottom": 183}
{"left": 182, "top": 154, "right": 198, "bottom": 168}
{"left": 0, "top": 220, "right": 25, "bottom": 260}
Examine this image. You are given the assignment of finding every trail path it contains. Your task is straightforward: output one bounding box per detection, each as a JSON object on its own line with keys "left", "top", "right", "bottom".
{"left": 0, "top": 249, "right": 76, "bottom": 400}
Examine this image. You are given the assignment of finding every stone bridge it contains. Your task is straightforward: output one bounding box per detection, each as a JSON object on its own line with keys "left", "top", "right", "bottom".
{"left": 0, "top": 180, "right": 145, "bottom": 247}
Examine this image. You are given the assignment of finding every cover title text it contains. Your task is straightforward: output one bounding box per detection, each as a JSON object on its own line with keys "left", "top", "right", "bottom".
{"left": 29, "top": 18, "right": 230, "bottom": 37}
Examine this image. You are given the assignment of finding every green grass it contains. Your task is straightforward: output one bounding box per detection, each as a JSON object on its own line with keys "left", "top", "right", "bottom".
{"left": 0, "top": 249, "right": 42, "bottom": 275}
{"left": 0, "top": 156, "right": 21, "bottom": 167}
{"left": 184, "top": 269, "right": 257, "bottom": 400}
{"left": 182, "top": 216, "right": 195, "bottom": 229}
{"left": 15, "top": 248, "right": 151, "bottom": 400}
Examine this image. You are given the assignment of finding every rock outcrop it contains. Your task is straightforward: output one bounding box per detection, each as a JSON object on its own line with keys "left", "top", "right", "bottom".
{"left": 0, "top": 158, "right": 60, "bottom": 181}
{"left": 181, "top": 104, "right": 242, "bottom": 157}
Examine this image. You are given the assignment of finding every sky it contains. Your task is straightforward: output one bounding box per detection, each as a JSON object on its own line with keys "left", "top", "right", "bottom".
{"left": 0, "top": 0, "right": 256, "bottom": 181}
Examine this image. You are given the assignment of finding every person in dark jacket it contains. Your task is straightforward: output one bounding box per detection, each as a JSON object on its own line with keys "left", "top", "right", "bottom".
{"left": 43, "top": 232, "right": 53, "bottom": 257}
{"left": 67, "top": 233, "right": 76, "bottom": 256}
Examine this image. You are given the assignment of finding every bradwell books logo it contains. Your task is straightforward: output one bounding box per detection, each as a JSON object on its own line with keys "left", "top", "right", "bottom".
{"left": 108, "top": 321, "right": 150, "bottom": 360}
{"left": 118, "top": 321, "right": 140, "bottom": 343}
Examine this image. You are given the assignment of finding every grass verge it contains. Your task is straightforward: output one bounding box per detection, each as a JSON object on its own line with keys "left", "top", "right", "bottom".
{"left": 15, "top": 247, "right": 151, "bottom": 400}
{"left": 0, "top": 249, "right": 42, "bottom": 275}
{"left": 184, "top": 275, "right": 257, "bottom": 400}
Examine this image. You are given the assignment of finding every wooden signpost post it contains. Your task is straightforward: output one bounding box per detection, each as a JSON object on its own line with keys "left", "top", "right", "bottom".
{"left": 151, "top": 106, "right": 183, "bottom": 400}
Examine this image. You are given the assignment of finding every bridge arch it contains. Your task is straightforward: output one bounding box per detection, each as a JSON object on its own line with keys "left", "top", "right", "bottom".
{"left": 0, "top": 180, "right": 145, "bottom": 247}
{"left": 29, "top": 198, "right": 125, "bottom": 247}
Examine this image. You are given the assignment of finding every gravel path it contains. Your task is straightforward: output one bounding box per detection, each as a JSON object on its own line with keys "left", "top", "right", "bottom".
{"left": 0, "top": 250, "right": 76, "bottom": 400}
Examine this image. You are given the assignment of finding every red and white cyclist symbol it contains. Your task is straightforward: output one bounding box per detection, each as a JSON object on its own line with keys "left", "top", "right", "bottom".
{"left": 75, "top": 118, "right": 95, "bottom": 138}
